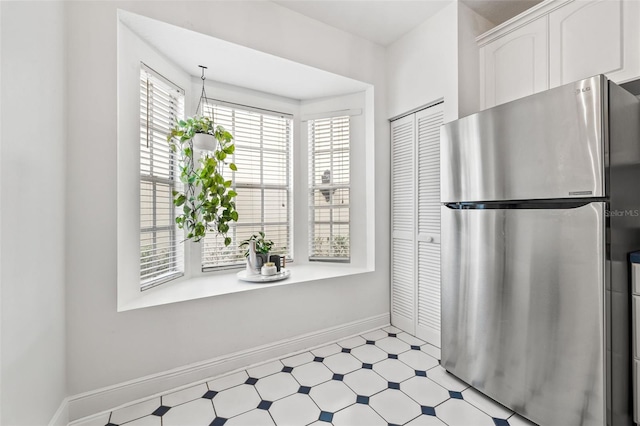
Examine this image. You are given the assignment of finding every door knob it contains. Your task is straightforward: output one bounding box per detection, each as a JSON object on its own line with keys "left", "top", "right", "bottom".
{"left": 427, "top": 236, "right": 434, "bottom": 243}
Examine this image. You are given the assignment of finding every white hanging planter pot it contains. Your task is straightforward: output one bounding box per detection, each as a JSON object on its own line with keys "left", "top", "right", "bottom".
{"left": 192, "top": 132, "right": 217, "bottom": 152}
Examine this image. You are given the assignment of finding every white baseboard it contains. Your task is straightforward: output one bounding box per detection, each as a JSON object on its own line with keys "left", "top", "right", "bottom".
{"left": 67, "top": 313, "right": 389, "bottom": 423}
{"left": 49, "top": 397, "right": 70, "bottom": 426}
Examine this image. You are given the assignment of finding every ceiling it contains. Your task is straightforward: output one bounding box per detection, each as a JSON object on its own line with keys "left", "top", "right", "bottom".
{"left": 273, "top": 0, "right": 452, "bottom": 46}
{"left": 460, "top": 0, "right": 543, "bottom": 26}
{"left": 119, "top": 10, "right": 370, "bottom": 100}
{"left": 273, "top": 0, "right": 543, "bottom": 46}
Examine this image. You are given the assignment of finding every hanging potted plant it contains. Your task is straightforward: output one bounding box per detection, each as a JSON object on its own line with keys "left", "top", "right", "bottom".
{"left": 167, "top": 116, "right": 239, "bottom": 244}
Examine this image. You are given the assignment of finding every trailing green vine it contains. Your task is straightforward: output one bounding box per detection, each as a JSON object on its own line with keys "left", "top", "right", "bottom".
{"left": 167, "top": 116, "right": 238, "bottom": 244}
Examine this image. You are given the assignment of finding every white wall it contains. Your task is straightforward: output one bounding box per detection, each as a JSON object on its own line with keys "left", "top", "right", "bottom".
{"left": 0, "top": 2, "right": 67, "bottom": 425}
{"left": 66, "top": 0, "right": 389, "bottom": 415}
{"left": 386, "top": 3, "right": 459, "bottom": 122}
{"left": 457, "top": 2, "right": 494, "bottom": 118}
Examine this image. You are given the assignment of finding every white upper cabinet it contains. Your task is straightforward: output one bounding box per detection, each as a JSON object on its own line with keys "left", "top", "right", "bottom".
{"left": 478, "top": 0, "right": 640, "bottom": 110}
{"left": 480, "top": 18, "right": 549, "bottom": 108}
{"left": 549, "top": 0, "right": 640, "bottom": 87}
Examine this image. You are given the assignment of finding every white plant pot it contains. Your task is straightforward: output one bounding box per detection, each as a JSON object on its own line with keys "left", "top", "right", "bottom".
{"left": 192, "top": 133, "right": 217, "bottom": 152}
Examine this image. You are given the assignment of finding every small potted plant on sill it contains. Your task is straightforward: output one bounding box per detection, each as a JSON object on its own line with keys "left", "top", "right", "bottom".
{"left": 239, "top": 231, "right": 274, "bottom": 274}
{"left": 167, "top": 116, "right": 239, "bottom": 244}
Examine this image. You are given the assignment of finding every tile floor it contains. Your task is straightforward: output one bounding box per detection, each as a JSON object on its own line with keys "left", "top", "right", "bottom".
{"left": 72, "top": 326, "right": 538, "bottom": 426}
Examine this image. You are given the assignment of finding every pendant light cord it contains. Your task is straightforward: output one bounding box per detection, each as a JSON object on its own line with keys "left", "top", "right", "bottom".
{"left": 195, "top": 65, "right": 209, "bottom": 117}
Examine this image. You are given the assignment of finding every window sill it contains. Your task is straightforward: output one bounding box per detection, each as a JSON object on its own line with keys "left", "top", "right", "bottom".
{"left": 117, "top": 263, "right": 373, "bottom": 312}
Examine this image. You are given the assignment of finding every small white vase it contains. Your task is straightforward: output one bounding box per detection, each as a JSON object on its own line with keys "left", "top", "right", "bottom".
{"left": 246, "top": 240, "right": 259, "bottom": 275}
{"left": 192, "top": 133, "right": 217, "bottom": 152}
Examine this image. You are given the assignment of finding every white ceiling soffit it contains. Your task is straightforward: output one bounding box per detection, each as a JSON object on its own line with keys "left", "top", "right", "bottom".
{"left": 273, "top": 0, "right": 453, "bottom": 46}
{"left": 460, "top": 0, "right": 543, "bottom": 26}
{"left": 118, "top": 10, "right": 370, "bottom": 101}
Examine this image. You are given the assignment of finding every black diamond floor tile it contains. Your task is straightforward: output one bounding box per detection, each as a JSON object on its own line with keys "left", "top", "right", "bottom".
{"left": 151, "top": 405, "right": 171, "bottom": 416}
{"left": 202, "top": 390, "right": 217, "bottom": 399}
{"left": 319, "top": 411, "right": 333, "bottom": 422}
{"left": 209, "top": 418, "right": 227, "bottom": 426}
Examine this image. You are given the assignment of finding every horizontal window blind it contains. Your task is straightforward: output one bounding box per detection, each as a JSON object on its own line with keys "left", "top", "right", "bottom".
{"left": 139, "top": 65, "right": 185, "bottom": 289}
{"left": 202, "top": 101, "right": 293, "bottom": 270}
{"left": 308, "top": 116, "right": 350, "bottom": 261}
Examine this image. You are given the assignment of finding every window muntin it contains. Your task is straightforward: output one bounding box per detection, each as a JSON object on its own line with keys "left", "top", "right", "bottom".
{"left": 139, "top": 65, "right": 185, "bottom": 289}
{"left": 308, "top": 116, "right": 350, "bottom": 261}
{"left": 202, "top": 102, "right": 293, "bottom": 270}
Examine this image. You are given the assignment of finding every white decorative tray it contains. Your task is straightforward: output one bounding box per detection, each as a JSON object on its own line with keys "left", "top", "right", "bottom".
{"left": 237, "top": 269, "right": 291, "bottom": 283}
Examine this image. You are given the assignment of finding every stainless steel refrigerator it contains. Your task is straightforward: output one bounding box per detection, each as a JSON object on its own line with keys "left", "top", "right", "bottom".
{"left": 440, "top": 75, "right": 640, "bottom": 426}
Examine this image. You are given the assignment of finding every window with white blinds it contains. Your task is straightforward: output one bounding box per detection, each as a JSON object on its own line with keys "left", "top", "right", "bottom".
{"left": 201, "top": 102, "right": 293, "bottom": 270}
{"left": 139, "top": 65, "right": 185, "bottom": 289}
{"left": 308, "top": 116, "right": 350, "bottom": 262}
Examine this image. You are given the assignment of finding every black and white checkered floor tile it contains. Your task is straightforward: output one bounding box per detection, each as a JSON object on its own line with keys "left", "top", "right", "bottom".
{"left": 70, "top": 327, "right": 538, "bottom": 426}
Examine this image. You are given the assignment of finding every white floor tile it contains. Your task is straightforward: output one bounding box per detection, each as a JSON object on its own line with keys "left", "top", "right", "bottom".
{"left": 421, "top": 343, "right": 441, "bottom": 360}
{"left": 69, "top": 412, "right": 110, "bottom": 426}
{"left": 373, "top": 358, "right": 415, "bottom": 382}
{"left": 462, "top": 387, "right": 512, "bottom": 419}
{"left": 212, "top": 384, "right": 261, "bottom": 418}
{"left": 397, "top": 332, "right": 426, "bottom": 346}
{"left": 350, "top": 344, "right": 387, "bottom": 364}
{"left": 269, "top": 393, "right": 320, "bottom": 426}
{"left": 400, "top": 377, "right": 450, "bottom": 407}
{"left": 427, "top": 366, "right": 469, "bottom": 392}
{"left": 332, "top": 404, "right": 387, "bottom": 426}
{"left": 162, "top": 383, "right": 208, "bottom": 407}
{"left": 509, "top": 413, "right": 539, "bottom": 426}
{"left": 405, "top": 415, "right": 447, "bottom": 426}
{"left": 161, "top": 398, "right": 215, "bottom": 426}
{"left": 311, "top": 343, "right": 342, "bottom": 358}
{"left": 121, "top": 415, "right": 161, "bottom": 426}
{"left": 247, "top": 360, "right": 283, "bottom": 379}
{"left": 382, "top": 325, "right": 402, "bottom": 333}
{"left": 281, "top": 351, "right": 314, "bottom": 367}
{"left": 361, "top": 329, "right": 388, "bottom": 341}
{"left": 225, "top": 408, "right": 275, "bottom": 426}
{"left": 309, "top": 380, "right": 356, "bottom": 412}
{"left": 436, "top": 398, "right": 495, "bottom": 426}
{"left": 207, "top": 371, "right": 249, "bottom": 391}
{"left": 375, "top": 336, "right": 412, "bottom": 354}
{"left": 323, "top": 353, "right": 362, "bottom": 374}
{"left": 110, "top": 398, "right": 160, "bottom": 425}
{"left": 337, "top": 335, "right": 367, "bottom": 349}
{"left": 254, "top": 372, "right": 299, "bottom": 401}
{"left": 291, "top": 361, "right": 333, "bottom": 386}
{"left": 369, "top": 388, "right": 422, "bottom": 424}
{"left": 398, "top": 350, "right": 439, "bottom": 371}
{"left": 343, "top": 368, "right": 388, "bottom": 396}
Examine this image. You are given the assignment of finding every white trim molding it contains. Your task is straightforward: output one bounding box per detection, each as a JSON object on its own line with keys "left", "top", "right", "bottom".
{"left": 476, "top": 0, "right": 570, "bottom": 46}
{"left": 67, "top": 313, "right": 389, "bottom": 422}
{"left": 48, "top": 398, "right": 70, "bottom": 426}
{"left": 301, "top": 108, "right": 362, "bottom": 122}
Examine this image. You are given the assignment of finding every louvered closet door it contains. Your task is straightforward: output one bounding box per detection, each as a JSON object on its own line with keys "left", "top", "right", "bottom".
{"left": 391, "top": 114, "right": 415, "bottom": 334}
{"left": 415, "top": 104, "right": 444, "bottom": 347}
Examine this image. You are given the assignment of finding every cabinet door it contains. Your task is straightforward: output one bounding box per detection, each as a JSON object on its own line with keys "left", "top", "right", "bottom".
{"left": 481, "top": 17, "right": 549, "bottom": 109}
{"left": 415, "top": 105, "right": 444, "bottom": 347}
{"left": 549, "top": 0, "right": 640, "bottom": 87}
{"left": 391, "top": 115, "right": 415, "bottom": 334}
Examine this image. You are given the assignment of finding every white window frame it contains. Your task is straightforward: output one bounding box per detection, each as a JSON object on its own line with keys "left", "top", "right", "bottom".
{"left": 139, "top": 63, "right": 185, "bottom": 290}
{"left": 308, "top": 116, "right": 351, "bottom": 263}
{"left": 200, "top": 100, "right": 294, "bottom": 271}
